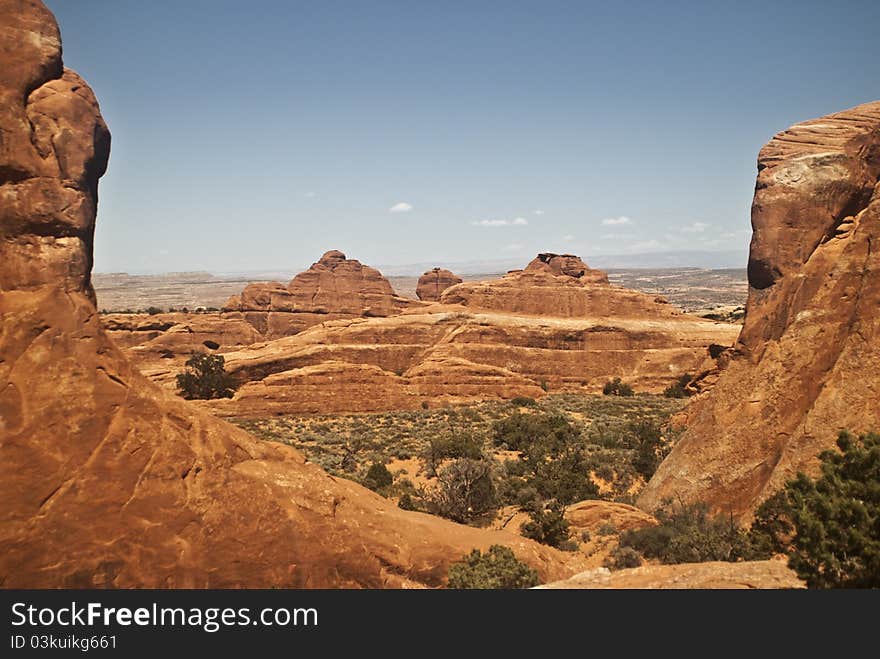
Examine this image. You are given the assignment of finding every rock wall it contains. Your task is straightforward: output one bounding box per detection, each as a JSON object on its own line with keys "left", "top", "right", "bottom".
{"left": 640, "top": 101, "right": 880, "bottom": 519}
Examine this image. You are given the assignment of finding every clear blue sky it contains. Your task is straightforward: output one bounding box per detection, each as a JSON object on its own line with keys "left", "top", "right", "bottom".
{"left": 45, "top": 0, "right": 879, "bottom": 274}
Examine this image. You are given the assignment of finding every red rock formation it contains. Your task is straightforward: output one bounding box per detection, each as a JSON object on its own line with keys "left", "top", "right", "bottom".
{"left": 525, "top": 253, "right": 610, "bottom": 284}
{"left": 441, "top": 253, "right": 675, "bottom": 318}
{"left": 640, "top": 101, "right": 880, "bottom": 519}
{"left": 198, "top": 299, "right": 738, "bottom": 417}
{"left": 0, "top": 0, "right": 581, "bottom": 588}
{"left": 222, "top": 250, "right": 422, "bottom": 338}
{"left": 416, "top": 267, "right": 463, "bottom": 301}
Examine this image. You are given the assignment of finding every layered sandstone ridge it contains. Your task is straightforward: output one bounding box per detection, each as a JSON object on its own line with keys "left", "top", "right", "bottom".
{"left": 196, "top": 265, "right": 738, "bottom": 416}
{"left": 222, "top": 250, "right": 422, "bottom": 338}
{"left": 640, "top": 101, "right": 880, "bottom": 518}
{"left": 0, "top": 0, "right": 581, "bottom": 588}
{"left": 416, "top": 267, "right": 462, "bottom": 301}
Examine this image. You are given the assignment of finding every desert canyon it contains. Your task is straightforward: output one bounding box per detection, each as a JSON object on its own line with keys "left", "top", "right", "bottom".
{"left": 1, "top": 0, "right": 878, "bottom": 589}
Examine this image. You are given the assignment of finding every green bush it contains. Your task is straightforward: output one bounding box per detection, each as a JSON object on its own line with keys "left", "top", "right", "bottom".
{"left": 421, "top": 431, "right": 484, "bottom": 476}
{"left": 509, "top": 396, "right": 538, "bottom": 408}
{"left": 175, "top": 353, "right": 235, "bottom": 400}
{"left": 663, "top": 373, "right": 693, "bottom": 399}
{"left": 620, "top": 502, "right": 762, "bottom": 564}
{"left": 363, "top": 462, "right": 393, "bottom": 491}
{"left": 630, "top": 420, "right": 668, "bottom": 480}
{"left": 749, "top": 431, "right": 880, "bottom": 588}
{"left": 520, "top": 501, "right": 572, "bottom": 549}
{"left": 604, "top": 546, "right": 642, "bottom": 570}
{"left": 602, "top": 377, "right": 634, "bottom": 397}
{"left": 493, "top": 411, "right": 598, "bottom": 505}
{"left": 146, "top": 306, "right": 163, "bottom": 315}
{"left": 447, "top": 545, "right": 539, "bottom": 589}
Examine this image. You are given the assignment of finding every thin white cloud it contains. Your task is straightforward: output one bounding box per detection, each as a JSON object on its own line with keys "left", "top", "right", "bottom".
{"left": 389, "top": 202, "right": 413, "bottom": 213}
{"left": 602, "top": 216, "right": 632, "bottom": 226}
{"left": 304, "top": 191, "right": 317, "bottom": 198}
{"left": 563, "top": 234, "right": 575, "bottom": 242}
{"left": 473, "top": 217, "right": 528, "bottom": 227}
{"left": 601, "top": 232, "right": 634, "bottom": 241}
{"left": 533, "top": 210, "right": 545, "bottom": 215}
{"left": 630, "top": 239, "right": 664, "bottom": 251}
{"left": 503, "top": 243, "right": 525, "bottom": 251}
{"left": 680, "top": 221, "right": 708, "bottom": 233}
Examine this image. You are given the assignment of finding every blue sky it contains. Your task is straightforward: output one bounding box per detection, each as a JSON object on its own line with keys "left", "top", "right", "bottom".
{"left": 45, "top": 0, "right": 879, "bottom": 274}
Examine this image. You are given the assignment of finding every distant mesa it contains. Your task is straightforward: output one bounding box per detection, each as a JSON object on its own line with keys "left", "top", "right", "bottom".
{"left": 441, "top": 252, "right": 676, "bottom": 319}
{"left": 416, "top": 267, "right": 463, "bottom": 301}
{"left": 222, "top": 249, "right": 422, "bottom": 338}
{"left": 524, "top": 253, "right": 610, "bottom": 284}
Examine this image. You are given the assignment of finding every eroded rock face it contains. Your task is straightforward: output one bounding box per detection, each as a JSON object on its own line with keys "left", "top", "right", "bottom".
{"left": 416, "top": 267, "right": 463, "bottom": 301}
{"left": 222, "top": 250, "right": 422, "bottom": 338}
{"left": 640, "top": 101, "right": 880, "bottom": 519}
{"left": 0, "top": 0, "right": 580, "bottom": 588}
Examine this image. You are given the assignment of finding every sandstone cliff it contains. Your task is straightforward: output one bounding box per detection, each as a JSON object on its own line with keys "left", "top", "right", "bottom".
{"left": 0, "top": 0, "right": 581, "bottom": 588}
{"left": 640, "top": 101, "right": 880, "bottom": 518}
{"left": 222, "top": 250, "right": 422, "bottom": 338}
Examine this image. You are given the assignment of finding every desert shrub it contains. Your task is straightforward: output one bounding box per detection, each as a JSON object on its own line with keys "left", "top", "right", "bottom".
{"left": 146, "top": 306, "right": 162, "bottom": 315}
{"left": 424, "top": 458, "right": 497, "bottom": 524}
{"left": 494, "top": 411, "right": 598, "bottom": 505}
{"left": 663, "top": 373, "right": 693, "bottom": 399}
{"left": 620, "top": 502, "right": 762, "bottom": 564}
{"left": 447, "top": 545, "right": 539, "bottom": 589}
{"left": 175, "top": 352, "right": 235, "bottom": 400}
{"left": 363, "top": 462, "right": 393, "bottom": 491}
{"left": 540, "top": 380, "right": 549, "bottom": 392}
{"left": 421, "top": 431, "right": 484, "bottom": 476}
{"left": 492, "top": 411, "right": 574, "bottom": 451}
{"left": 604, "top": 546, "right": 642, "bottom": 570}
{"left": 398, "top": 493, "right": 417, "bottom": 511}
{"left": 630, "top": 420, "right": 669, "bottom": 480}
{"left": 602, "top": 377, "right": 634, "bottom": 397}
{"left": 597, "top": 523, "right": 617, "bottom": 536}
{"left": 509, "top": 396, "right": 538, "bottom": 408}
{"left": 748, "top": 431, "right": 880, "bottom": 588}
{"left": 520, "top": 500, "right": 572, "bottom": 549}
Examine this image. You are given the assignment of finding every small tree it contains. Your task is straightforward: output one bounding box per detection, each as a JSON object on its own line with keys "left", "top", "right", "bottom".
{"left": 750, "top": 431, "right": 880, "bottom": 588}
{"left": 520, "top": 500, "right": 572, "bottom": 549}
{"left": 603, "top": 377, "right": 634, "bottom": 397}
{"left": 447, "top": 545, "right": 539, "bottom": 589}
{"left": 363, "top": 462, "right": 393, "bottom": 491}
{"left": 176, "top": 352, "right": 235, "bottom": 400}
{"left": 663, "top": 373, "right": 693, "bottom": 399}
{"left": 425, "top": 458, "right": 497, "bottom": 524}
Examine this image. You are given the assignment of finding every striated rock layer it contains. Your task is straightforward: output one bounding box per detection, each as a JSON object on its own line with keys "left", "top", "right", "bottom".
{"left": 196, "top": 261, "right": 739, "bottom": 416}
{"left": 222, "top": 250, "right": 422, "bottom": 338}
{"left": 0, "top": 0, "right": 581, "bottom": 588}
{"left": 640, "top": 101, "right": 880, "bottom": 519}
{"left": 416, "top": 267, "right": 462, "bottom": 301}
